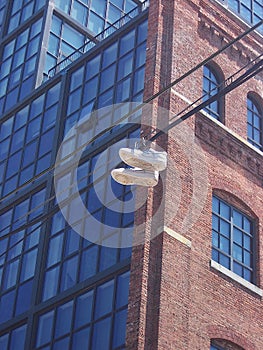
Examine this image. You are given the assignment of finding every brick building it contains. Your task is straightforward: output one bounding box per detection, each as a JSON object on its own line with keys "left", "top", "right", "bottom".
{"left": 0, "top": 0, "right": 262, "bottom": 349}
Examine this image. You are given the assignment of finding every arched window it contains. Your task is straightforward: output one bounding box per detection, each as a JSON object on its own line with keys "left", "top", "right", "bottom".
{"left": 203, "top": 64, "right": 223, "bottom": 121}
{"left": 247, "top": 95, "right": 263, "bottom": 150}
{"left": 211, "top": 339, "right": 244, "bottom": 350}
{"left": 212, "top": 194, "right": 255, "bottom": 283}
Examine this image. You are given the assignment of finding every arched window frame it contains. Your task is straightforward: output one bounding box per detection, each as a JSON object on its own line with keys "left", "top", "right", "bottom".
{"left": 203, "top": 63, "right": 224, "bottom": 122}
{"left": 247, "top": 93, "right": 263, "bottom": 151}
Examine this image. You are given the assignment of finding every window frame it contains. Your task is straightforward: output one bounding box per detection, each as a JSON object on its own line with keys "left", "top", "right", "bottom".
{"left": 247, "top": 94, "right": 263, "bottom": 151}
{"left": 203, "top": 63, "right": 224, "bottom": 122}
{"left": 211, "top": 194, "right": 256, "bottom": 284}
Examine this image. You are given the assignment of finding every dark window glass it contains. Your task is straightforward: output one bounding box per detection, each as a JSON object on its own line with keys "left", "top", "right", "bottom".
{"left": 0, "top": 189, "right": 46, "bottom": 322}
{"left": 0, "top": 83, "right": 60, "bottom": 197}
{"left": 203, "top": 65, "right": 223, "bottom": 121}
{"left": 36, "top": 271, "right": 130, "bottom": 349}
{"left": 247, "top": 96, "right": 262, "bottom": 150}
{"left": 92, "top": 317, "right": 111, "bottom": 350}
{"left": 212, "top": 195, "right": 254, "bottom": 283}
{"left": 228, "top": 0, "right": 263, "bottom": 33}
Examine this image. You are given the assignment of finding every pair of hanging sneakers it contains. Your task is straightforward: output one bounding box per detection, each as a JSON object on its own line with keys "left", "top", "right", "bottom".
{"left": 111, "top": 147, "right": 168, "bottom": 187}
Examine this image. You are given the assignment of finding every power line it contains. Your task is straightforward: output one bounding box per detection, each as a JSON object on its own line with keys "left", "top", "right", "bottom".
{"left": 1, "top": 54, "right": 263, "bottom": 252}
{"left": 1, "top": 52, "right": 263, "bottom": 238}
{"left": 1, "top": 20, "right": 263, "bottom": 256}
{"left": 151, "top": 58, "right": 263, "bottom": 141}
{"left": 1, "top": 17, "right": 262, "bottom": 204}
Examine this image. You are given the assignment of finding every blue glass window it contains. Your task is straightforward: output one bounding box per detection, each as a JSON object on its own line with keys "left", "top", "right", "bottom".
{"left": 210, "top": 345, "right": 222, "bottom": 350}
{"left": 0, "top": 324, "right": 27, "bottom": 350}
{"left": 54, "top": 0, "right": 138, "bottom": 34}
{"left": 203, "top": 64, "right": 223, "bottom": 121}
{"left": 65, "top": 19, "right": 148, "bottom": 133}
{"left": 0, "top": 1, "right": 6, "bottom": 34}
{"left": 44, "top": 15, "right": 87, "bottom": 79}
{"left": 0, "top": 82, "right": 60, "bottom": 197}
{"left": 42, "top": 140, "right": 134, "bottom": 301}
{"left": 7, "top": 0, "right": 45, "bottom": 33}
{"left": 228, "top": 0, "right": 263, "bottom": 33}
{"left": 0, "top": 188, "right": 46, "bottom": 323}
{"left": 0, "top": 18, "right": 43, "bottom": 114}
{"left": 247, "top": 95, "right": 262, "bottom": 150}
{"left": 36, "top": 271, "right": 130, "bottom": 349}
{"left": 212, "top": 195, "right": 254, "bottom": 283}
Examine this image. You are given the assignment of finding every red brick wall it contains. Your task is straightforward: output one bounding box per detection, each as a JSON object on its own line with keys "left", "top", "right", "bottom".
{"left": 126, "top": 0, "right": 263, "bottom": 349}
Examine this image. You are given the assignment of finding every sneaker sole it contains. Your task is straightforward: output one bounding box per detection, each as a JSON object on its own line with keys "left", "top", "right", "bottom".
{"left": 119, "top": 149, "right": 167, "bottom": 171}
{"left": 111, "top": 170, "right": 158, "bottom": 187}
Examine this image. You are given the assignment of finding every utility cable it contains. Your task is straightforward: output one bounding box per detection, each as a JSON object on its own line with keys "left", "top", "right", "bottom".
{"left": 1, "top": 54, "right": 263, "bottom": 250}
{"left": 1, "top": 52, "right": 263, "bottom": 237}
{"left": 151, "top": 59, "right": 263, "bottom": 141}
{"left": 1, "top": 21, "right": 263, "bottom": 258}
{"left": 1, "top": 17, "right": 262, "bottom": 204}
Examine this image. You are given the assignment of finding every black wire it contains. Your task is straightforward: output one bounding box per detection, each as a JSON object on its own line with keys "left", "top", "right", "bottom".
{"left": 168, "top": 53, "right": 263, "bottom": 123}
{"left": 1, "top": 57, "right": 262, "bottom": 250}
{"left": 1, "top": 18, "right": 262, "bottom": 204}
{"left": 1, "top": 19, "right": 262, "bottom": 256}
{"left": 150, "top": 59, "right": 263, "bottom": 141}
{"left": 144, "top": 19, "right": 263, "bottom": 105}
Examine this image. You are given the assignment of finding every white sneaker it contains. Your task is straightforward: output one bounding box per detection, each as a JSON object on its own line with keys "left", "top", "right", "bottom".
{"left": 119, "top": 147, "right": 167, "bottom": 171}
{"left": 111, "top": 168, "right": 159, "bottom": 187}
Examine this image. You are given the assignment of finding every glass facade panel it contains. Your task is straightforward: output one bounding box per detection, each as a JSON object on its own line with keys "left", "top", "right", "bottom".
{"left": 0, "top": 324, "right": 27, "bottom": 350}
{"left": 0, "top": 188, "right": 46, "bottom": 323}
{"left": 0, "top": 82, "right": 61, "bottom": 197}
{"left": 42, "top": 128, "right": 138, "bottom": 301}
{"left": 7, "top": 0, "right": 45, "bottom": 33}
{"left": 44, "top": 15, "right": 87, "bottom": 79}
{"left": 54, "top": 0, "right": 138, "bottom": 33}
{"left": 0, "top": 5, "right": 148, "bottom": 348}
{"left": 65, "top": 19, "right": 147, "bottom": 132}
{"left": 36, "top": 271, "right": 130, "bottom": 349}
{"left": 0, "top": 18, "right": 43, "bottom": 114}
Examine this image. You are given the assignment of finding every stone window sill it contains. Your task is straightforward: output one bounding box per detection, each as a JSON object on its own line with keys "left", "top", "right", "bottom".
{"left": 210, "top": 260, "right": 263, "bottom": 297}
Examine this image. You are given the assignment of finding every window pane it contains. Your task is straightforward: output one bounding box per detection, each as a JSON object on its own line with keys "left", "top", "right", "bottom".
{"left": 72, "top": 327, "right": 90, "bottom": 349}
{"left": 10, "top": 324, "right": 27, "bottom": 350}
{"left": 116, "top": 271, "right": 130, "bottom": 308}
{"left": 75, "top": 291, "right": 93, "bottom": 328}
{"left": 37, "top": 311, "right": 54, "bottom": 347}
{"left": 95, "top": 279, "right": 114, "bottom": 318}
{"left": 92, "top": 317, "right": 111, "bottom": 350}
{"left": 15, "top": 279, "right": 33, "bottom": 315}
{"left": 120, "top": 29, "right": 135, "bottom": 55}
{"left": 60, "top": 255, "right": 78, "bottom": 291}
{"left": 0, "top": 290, "right": 15, "bottom": 323}
{"left": 42, "top": 266, "right": 59, "bottom": 301}
{"left": 20, "top": 249, "right": 37, "bottom": 281}
{"left": 219, "top": 253, "right": 230, "bottom": 269}
{"left": 211, "top": 195, "right": 254, "bottom": 280}
{"left": 55, "top": 300, "right": 73, "bottom": 338}
{"left": 113, "top": 309, "right": 127, "bottom": 348}
{"left": 79, "top": 245, "right": 98, "bottom": 281}
{"left": 0, "top": 334, "right": 8, "bottom": 350}
{"left": 53, "top": 337, "right": 70, "bottom": 350}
